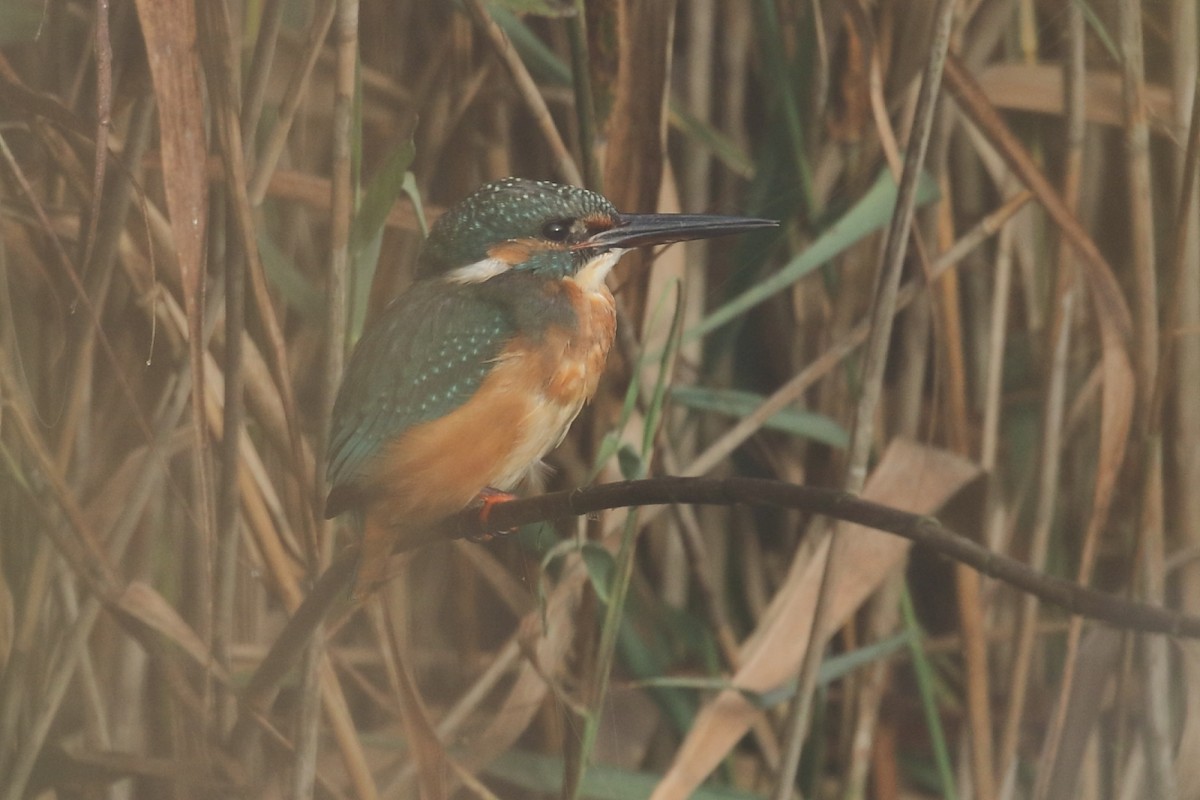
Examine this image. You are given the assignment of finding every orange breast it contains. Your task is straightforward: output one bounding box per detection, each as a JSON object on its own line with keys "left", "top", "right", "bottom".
{"left": 542, "top": 278, "right": 617, "bottom": 407}
{"left": 362, "top": 277, "right": 616, "bottom": 551}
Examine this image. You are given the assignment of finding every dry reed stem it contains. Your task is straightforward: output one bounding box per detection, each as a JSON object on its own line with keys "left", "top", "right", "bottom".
{"left": 241, "top": 0, "right": 288, "bottom": 147}
{"left": 774, "top": 7, "right": 956, "bottom": 789}
{"left": 248, "top": 0, "right": 337, "bottom": 206}
{"left": 133, "top": 0, "right": 215, "bottom": 662}
{"left": 1033, "top": 2, "right": 1155, "bottom": 793}
{"left": 936, "top": 170, "right": 996, "bottom": 800}
{"left": 1168, "top": 0, "right": 1200, "bottom": 621}
{"left": 998, "top": 5, "right": 1085, "bottom": 790}
{"left": 463, "top": 0, "right": 582, "bottom": 187}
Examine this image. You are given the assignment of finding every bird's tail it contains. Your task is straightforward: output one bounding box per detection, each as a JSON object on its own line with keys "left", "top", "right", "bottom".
{"left": 352, "top": 512, "right": 398, "bottom": 600}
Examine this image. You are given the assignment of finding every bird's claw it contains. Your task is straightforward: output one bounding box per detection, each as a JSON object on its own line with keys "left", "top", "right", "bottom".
{"left": 465, "top": 487, "right": 518, "bottom": 542}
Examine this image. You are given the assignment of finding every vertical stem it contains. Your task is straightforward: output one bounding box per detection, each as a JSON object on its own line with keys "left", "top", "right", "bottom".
{"left": 755, "top": 0, "right": 815, "bottom": 217}
{"left": 1000, "top": 6, "right": 1086, "bottom": 795}
{"left": 215, "top": 217, "right": 244, "bottom": 727}
{"left": 291, "top": 628, "right": 324, "bottom": 800}
{"left": 934, "top": 157, "right": 995, "bottom": 800}
{"left": 247, "top": 0, "right": 336, "bottom": 206}
{"left": 240, "top": 0, "right": 287, "bottom": 146}
{"left": 1119, "top": 0, "right": 1158, "bottom": 417}
{"left": 322, "top": 1, "right": 355, "bottom": 488}
{"left": 565, "top": 510, "right": 643, "bottom": 800}
{"left": 567, "top": 0, "right": 600, "bottom": 190}
{"left": 1034, "top": 3, "right": 1157, "bottom": 796}
{"left": 1167, "top": 0, "right": 1200, "bottom": 614}
{"left": 955, "top": 565, "right": 994, "bottom": 800}
{"left": 464, "top": 0, "right": 582, "bottom": 186}
{"left": 1138, "top": 443, "right": 1176, "bottom": 799}
{"left": 682, "top": 0, "right": 715, "bottom": 210}
{"left": 771, "top": 2, "right": 957, "bottom": 797}
{"left": 290, "top": 0, "right": 362, "bottom": 797}
{"left": 901, "top": 588, "right": 958, "bottom": 797}
{"left": 566, "top": 288, "right": 685, "bottom": 800}
{"left": 1138, "top": 4, "right": 1199, "bottom": 797}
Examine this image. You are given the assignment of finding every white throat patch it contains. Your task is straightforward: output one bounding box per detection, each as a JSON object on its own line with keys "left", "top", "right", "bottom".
{"left": 445, "top": 256, "right": 511, "bottom": 284}
{"left": 572, "top": 249, "right": 626, "bottom": 292}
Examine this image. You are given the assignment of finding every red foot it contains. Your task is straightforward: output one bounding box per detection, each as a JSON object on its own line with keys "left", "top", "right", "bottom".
{"left": 467, "top": 487, "right": 518, "bottom": 542}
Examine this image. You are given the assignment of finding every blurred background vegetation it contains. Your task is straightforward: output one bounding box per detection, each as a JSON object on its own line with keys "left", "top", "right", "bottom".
{"left": 0, "top": 0, "right": 1197, "bottom": 798}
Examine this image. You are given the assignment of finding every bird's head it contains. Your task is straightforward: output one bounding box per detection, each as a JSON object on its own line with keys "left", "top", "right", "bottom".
{"left": 417, "top": 177, "right": 776, "bottom": 289}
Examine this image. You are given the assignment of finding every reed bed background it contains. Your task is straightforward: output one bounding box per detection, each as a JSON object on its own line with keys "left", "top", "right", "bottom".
{"left": 0, "top": 0, "right": 1197, "bottom": 798}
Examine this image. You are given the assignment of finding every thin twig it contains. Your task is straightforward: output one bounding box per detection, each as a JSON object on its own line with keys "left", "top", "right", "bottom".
{"left": 458, "top": 479, "right": 1200, "bottom": 639}
{"left": 566, "top": 0, "right": 600, "bottom": 190}
{"left": 240, "top": 0, "right": 287, "bottom": 147}
{"left": 247, "top": 0, "right": 336, "bottom": 205}
{"left": 463, "top": 0, "right": 582, "bottom": 186}
{"left": 232, "top": 472, "right": 1200, "bottom": 772}
{"left": 80, "top": 0, "right": 111, "bottom": 274}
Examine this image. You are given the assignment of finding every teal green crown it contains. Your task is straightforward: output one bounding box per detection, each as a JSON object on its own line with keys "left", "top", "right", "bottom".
{"left": 416, "top": 177, "right": 616, "bottom": 279}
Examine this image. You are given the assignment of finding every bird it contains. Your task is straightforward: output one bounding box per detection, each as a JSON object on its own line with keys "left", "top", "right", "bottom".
{"left": 324, "top": 177, "right": 776, "bottom": 596}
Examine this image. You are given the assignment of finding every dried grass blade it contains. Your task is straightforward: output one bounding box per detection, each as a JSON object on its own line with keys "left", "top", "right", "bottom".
{"left": 942, "top": 51, "right": 1139, "bottom": 800}
{"left": 651, "top": 440, "right": 981, "bottom": 799}
{"left": 80, "top": 0, "right": 111, "bottom": 273}
{"left": 132, "top": 0, "right": 214, "bottom": 646}
{"left": 114, "top": 583, "right": 231, "bottom": 684}
{"left": 943, "top": 74, "right": 1137, "bottom": 787}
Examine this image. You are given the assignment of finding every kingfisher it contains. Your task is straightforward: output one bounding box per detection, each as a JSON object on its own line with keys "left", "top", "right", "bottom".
{"left": 324, "top": 177, "right": 775, "bottom": 596}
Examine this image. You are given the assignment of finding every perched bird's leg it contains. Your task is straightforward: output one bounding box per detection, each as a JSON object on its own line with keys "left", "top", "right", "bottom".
{"left": 465, "top": 487, "right": 519, "bottom": 542}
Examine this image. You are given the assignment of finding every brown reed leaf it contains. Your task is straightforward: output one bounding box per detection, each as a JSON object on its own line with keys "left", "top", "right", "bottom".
{"left": 652, "top": 439, "right": 981, "bottom": 799}
{"left": 115, "top": 582, "right": 230, "bottom": 683}
{"left": 131, "top": 0, "right": 207, "bottom": 326}
{"left": 977, "top": 63, "right": 1176, "bottom": 136}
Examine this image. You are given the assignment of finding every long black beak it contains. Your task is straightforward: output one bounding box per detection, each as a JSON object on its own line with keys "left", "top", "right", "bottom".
{"left": 583, "top": 213, "right": 778, "bottom": 250}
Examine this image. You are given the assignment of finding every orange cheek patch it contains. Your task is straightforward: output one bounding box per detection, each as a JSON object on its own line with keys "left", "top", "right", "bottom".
{"left": 581, "top": 212, "right": 614, "bottom": 233}
{"left": 488, "top": 239, "right": 538, "bottom": 264}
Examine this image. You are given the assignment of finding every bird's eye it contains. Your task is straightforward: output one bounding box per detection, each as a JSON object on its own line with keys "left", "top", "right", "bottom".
{"left": 541, "top": 219, "right": 574, "bottom": 242}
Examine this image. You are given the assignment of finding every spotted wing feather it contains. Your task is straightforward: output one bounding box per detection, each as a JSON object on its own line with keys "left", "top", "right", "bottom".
{"left": 324, "top": 282, "right": 512, "bottom": 517}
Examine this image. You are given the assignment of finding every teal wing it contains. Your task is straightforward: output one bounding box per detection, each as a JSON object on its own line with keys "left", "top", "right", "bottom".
{"left": 324, "top": 282, "right": 512, "bottom": 517}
